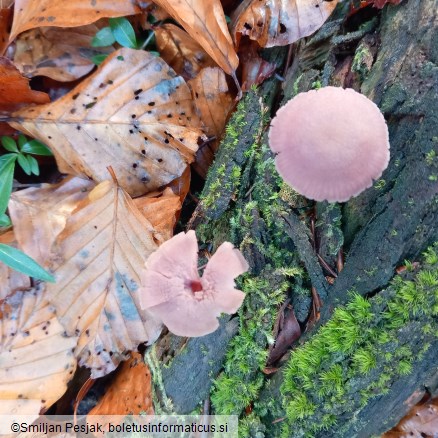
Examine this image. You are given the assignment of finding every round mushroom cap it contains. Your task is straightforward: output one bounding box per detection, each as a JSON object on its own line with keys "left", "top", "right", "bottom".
{"left": 269, "top": 87, "right": 390, "bottom": 202}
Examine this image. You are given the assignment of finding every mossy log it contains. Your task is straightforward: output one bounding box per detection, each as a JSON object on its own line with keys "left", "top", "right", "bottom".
{"left": 146, "top": 0, "right": 438, "bottom": 436}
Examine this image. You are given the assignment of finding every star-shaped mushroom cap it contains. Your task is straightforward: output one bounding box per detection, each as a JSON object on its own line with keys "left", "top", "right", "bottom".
{"left": 139, "top": 230, "right": 248, "bottom": 337}
{"left": 269, "top": 87, "right": 390, "bottom": 202}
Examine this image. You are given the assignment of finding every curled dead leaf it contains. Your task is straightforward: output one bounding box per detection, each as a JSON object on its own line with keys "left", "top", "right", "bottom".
{"left": 189, "top": 67, "right": 235, "bottom": 178}
{"left": 8, "top": 176, "right": 95, "bottom": 268}
{"left": 238, "top": 39, "right": 277, "bottom": 91}
{"left": 89, "top": 352, "right": 153, "bottom": 416}
{"left": 10, "top": 48, "right": 204, "bottom": 197}
{"left": 14, "top": 24, "right": 114, "bottom": 82}
{"left": 45, "top": 179, "right": 166, "bottom": 378}
{"left": 231, "top": 0, "right": 339, "bottom": 48}
{"left": 152, "top": 0, "right": 239, "bottom": 76}
{"left": 0, "top": 8, "right": 12, "bottom": 56}
{"left": 0, "top": 57, "right": 49, "bottom": 112}
{"left": 134, "top": 187, "right": 181, "bottom": 241}
{"left": 155, "top": 23, "right": 216, "bottom": 80}
{"left": 0, "top": 285, "right": 77, "bottom": 416}
{"left": 10, "top": 0, "right": 140, "bottom": 41}
{"left": 383, "top": 397, "right": 438, "bottom": 437}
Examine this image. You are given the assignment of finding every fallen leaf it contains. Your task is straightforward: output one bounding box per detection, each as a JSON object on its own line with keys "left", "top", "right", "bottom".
{"left": 231, "top": 0, "right": 339, "bottom": 48}
{"left": 189, "top": 67, "right": 235, "bottom": 178}
{"left": 8, "top": 176, "right": 95, "bottom": 267}
{"left": 383, "top": 397, "right": 438, "bottom": 437}
{"left": 0, "top": 8, "right": 12, "bottom": 56}
{"left": 152, "top": 0, "right": 239, "bottom": 76}
{"left": 165, "top": 165, "right": 191, "bottom": 204}
{"left": 9, "top": 0, "right": 140, "bottom": 42}
{"left": 0, "top": 57, "right": 50, "bottom": 112}
{"left": 13, "top": 24, "right": 114, "bottom": 82}
{"left": 372, "top": 0, "right": 402, "bottom": 7}
{"left": 239, "top": 38, "right": 276, "bottom": 91}
{"left": 10, "top": 48, "right": 203, "bottom": 197}
{"left": 0, "top": 285, "right": 77, "bottom": 416}
{"left": 155, "top": 23, "right": 216, "bottom": 81}
{"left": 45, "top": 179, "right": 165, "bottom": 378}
{"left": 349, "top": 0, "right": 402, "bottom": 14}
{"left": 134, "top": 187, "right": 181, "bottom": 241}
{"left": 89, "top": 352, "right": 153, "bottom": 415}
{"left": 0, "top": 231, "right": 31, "bottom": 302}
{"left": 267, "top": 301, "right": 301, "bottom": 365}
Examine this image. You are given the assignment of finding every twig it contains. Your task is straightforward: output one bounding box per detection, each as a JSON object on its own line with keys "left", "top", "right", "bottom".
{"left": 317, "top": 253, "right": 338, "bottom": 278}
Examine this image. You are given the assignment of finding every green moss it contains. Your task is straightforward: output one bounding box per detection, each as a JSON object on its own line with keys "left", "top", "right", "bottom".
{"left": 352, "top": 42, "right": 373, "bottom": 81}
{"left": 144, "top": 346, "right": 174, "bottom": 414}
{"left": 278, "top": 244, "right": 438, "bottom": 435}
{"left": 211, "top": 273, "right": 291, "bottom": 415}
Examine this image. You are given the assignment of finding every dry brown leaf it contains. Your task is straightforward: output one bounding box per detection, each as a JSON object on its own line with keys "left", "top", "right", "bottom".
{"left": 189, "top": 67, "right": 235, "bottom": 178}
{"left": 383, "top": 398, "right": 438, "bottom": 437}
{"left": 45, "top": 179, "right": 165, "bottom": 378}
{"left": 231, "top": 0, "right": 339, "bottom": 48}
{"left": 89, "top": 352, "right": 153, "bottom": 416}
{"left": 0, "top": 57, "right": 50, "bottom": 112}
{"left": 0, "top": 8, "right": 12, "bottom": 56}
{"left": 239, "top": 39, "right": 276, "bottom": 91}
{"left": 10, "top": 48, "right": 203, "bottom": 197}
{"left": 14, "top": 24, "right": 114, "bottom": 82}
{"left": 155, "top": 23, "right": 216, "bottom": 81}
{"left": 8, "top": 176, "right": 95, "bottom": 268}
{"left": 0, "top": 285, "right": 77, "bottom": 415}
{"left": 0, "top": 231, "right": 31, "bottom": 302}
{"left": 165, "top": 164, "right": 191, "bottom": 204}
{"left": 152, "top": 0, "right": 239, "bottom": 76}
{"left": 9, "top": 0, "right": 140, "bottom": 41}
{"left": 134, "top": 187, "right": 181, "bottom": 241}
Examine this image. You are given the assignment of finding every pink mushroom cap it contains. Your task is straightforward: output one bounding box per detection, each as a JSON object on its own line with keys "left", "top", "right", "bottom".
{"left": 269, "top": 87, "right": 390, "bottom": 202}
{"left": 140, "top": 230, "right": 248, "bottom": 337}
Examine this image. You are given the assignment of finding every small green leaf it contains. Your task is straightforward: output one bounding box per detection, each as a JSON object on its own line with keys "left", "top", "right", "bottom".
{"left": 0, "top": 243, "right": 55, "bottom": 282}
{"left": 109, "top": 17, "right": 137, "bottom": 49}
{"left": 17, "top": 153, "right": 32, "bottom": 175}
{"left": 0, "top": 154, "right": 16, "bottom": 215}
{"left": 21, "top": 139, "right": 53, "bottom": 156}
{"left": 17, "top": 134, "right": 27, "bottom": 150}
{"left": 1, "top": 136, "right": 18, "bottom": 153}
{"left": 0, "top": 213, "right": 11, "bottom": 228}
{"left": 91, "top": 54, "right": 108, "bottom": 65}
{"left": 27, "top": 155, "right": 40, "bottom": 176}
{"left": 91, "top": 26, "right": 115, "bottom": 47}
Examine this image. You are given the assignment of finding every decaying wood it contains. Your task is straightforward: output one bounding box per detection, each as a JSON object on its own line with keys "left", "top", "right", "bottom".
{"left": 148, "top": 0, "right": 438, "bottom": 435}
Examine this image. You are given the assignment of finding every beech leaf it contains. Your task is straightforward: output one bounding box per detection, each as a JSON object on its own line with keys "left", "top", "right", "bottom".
{"left": 0, "top": 57, "right": 50, "bottom": 112}
{"left": 231, "top": 0, "right": 339, "bottom": 48}
{"left": 0, "top": 286, "right": 77, "bottom": 416}
{"left": 189, "top": 67, "right": 235, "bottom": 178}
{"left": 0, "top": 8, "right": 12, "bottom": 56}
{"left": 10, "top": 48, "right": 204, "bottom": 197}
{"left": 45, "top": 179, "right": 170, "bottom": 377}
{"left": 8, "top": 176, "right": 95, "bottom": 267}
{"left": 14, "top": 24, "right": 114, "bottom": 82}
{"left": 9, "top": 0, "right": 140, "bottom": 41}
{"left": 89, "top": 352, "right": 153, "bottom": 416}
{"left": 152, "top": 0, "right": 239, "bottom": 76}
{"left": 155, "top": 23, "right": 216, "bottom": 80}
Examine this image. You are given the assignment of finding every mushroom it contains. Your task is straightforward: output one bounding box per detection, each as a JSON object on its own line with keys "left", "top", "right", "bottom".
{"left": 268, "top": 87, "right": 390, "bottom": 202}
{"left": 139, "top": 230, "right": 248, "bottom": 337}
